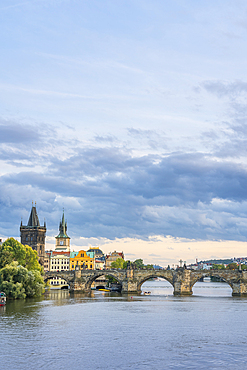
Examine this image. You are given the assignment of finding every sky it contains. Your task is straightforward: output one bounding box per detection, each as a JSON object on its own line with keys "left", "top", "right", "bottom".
{"left": 1, "top": 0, "right": 247, "bottom": 265}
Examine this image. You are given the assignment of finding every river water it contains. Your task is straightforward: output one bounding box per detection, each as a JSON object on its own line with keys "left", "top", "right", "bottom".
{"left": 1, "top": 280, "right": 247, "bottom": 369}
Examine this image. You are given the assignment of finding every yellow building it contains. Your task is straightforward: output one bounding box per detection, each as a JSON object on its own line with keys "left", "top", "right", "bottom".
{"left": 70, "top": 249, "right": 95, "bottom": 270}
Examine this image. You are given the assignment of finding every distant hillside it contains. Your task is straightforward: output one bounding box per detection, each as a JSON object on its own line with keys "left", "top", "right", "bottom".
{"left": 200, "top": 259, "right": 232, "bottom": 265}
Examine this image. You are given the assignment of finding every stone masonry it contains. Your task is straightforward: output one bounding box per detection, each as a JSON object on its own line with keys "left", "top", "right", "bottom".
{"left": 45, "top": 268, "right": 247, "bottom": 296}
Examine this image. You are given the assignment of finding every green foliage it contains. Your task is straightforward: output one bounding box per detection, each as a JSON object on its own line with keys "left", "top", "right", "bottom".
{"left": 0, "top": 262, "right": 44, "bottom": 299}
{"left": 0, "top": 238, "right": 44, "bottom": 299}
{"left": 111, "top": 258, "right": 125, "bottom": 269}
{"left": 226, "top": 263, "right": 238, "bottom": 270}
{"left": 212, "top": 264, "right": 226, "bottom": 270}
{"left": 106, "top": 275, "right": 118, "bottom": 284}
{"left": 0, "top": 238, "right": 41, "bottom": 272}
{"left": 145, "top": 264, "right": 154, "bottom": 270}
{"left": 133, "top": 259, "right": 144, "bottom": 269}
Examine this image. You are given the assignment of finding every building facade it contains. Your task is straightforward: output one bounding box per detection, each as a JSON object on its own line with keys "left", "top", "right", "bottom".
{"left": 20, "top": 203, "right": 46, "bottom": 266}
{"left": 70, "top": 249, "right": 95, "bottom": 270}
{"left": 46, "top": 211, "right": 71, "bottom": 288}
{"left": 105, "top": 251, "right": 124, "bottom": 269}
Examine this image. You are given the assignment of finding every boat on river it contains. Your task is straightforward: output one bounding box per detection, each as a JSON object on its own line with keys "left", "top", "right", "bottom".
{"left": 0, "top": 292, "right": 6, "bottom": 306}
{"left": 143, "top": 291, "right": 151, "bottom": 295}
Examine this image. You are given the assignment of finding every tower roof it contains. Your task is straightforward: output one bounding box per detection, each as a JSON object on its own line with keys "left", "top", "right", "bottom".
{"left": 56, "top": 210, "right": 70, "bottom": 238}
{"left": 27, "top": 205, "right": 40, "bottom": 227}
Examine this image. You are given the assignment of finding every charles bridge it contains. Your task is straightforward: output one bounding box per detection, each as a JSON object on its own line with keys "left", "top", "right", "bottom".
{"left": 44, "top": 268, "right": 247, "bottom": 296}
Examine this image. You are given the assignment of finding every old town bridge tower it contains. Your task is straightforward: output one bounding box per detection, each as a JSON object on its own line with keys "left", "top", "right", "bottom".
{"left": 20, "top": 203, "right": 46, "bottom": 266}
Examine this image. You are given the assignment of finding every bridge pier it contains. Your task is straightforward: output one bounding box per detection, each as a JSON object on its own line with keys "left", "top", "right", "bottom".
{"left": 173, "top": 269, "right": 192, "bottom": 296}
{"left": 231, "top": 272, "right": 247, "bottom": 296}
{"left": 121, "top": 269, "right": 139, "bottom": 293}
{"left": 69, "top": 270, "right": 90, "bottom": 293}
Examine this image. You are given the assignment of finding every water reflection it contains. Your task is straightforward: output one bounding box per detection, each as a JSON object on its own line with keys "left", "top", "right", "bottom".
{"left": 141, "top": 279, "right": 233, "bottom": 297}
{"left": 1, "top": 281, "right": 247, "bottom": 370}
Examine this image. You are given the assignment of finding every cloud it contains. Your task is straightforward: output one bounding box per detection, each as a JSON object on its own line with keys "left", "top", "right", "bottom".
{"left": 202, "top": 80, "right": 247, "bottom": 98}
{"left": 2, "top": 138, "right": 247, "bottom": 242}
{"left": 0, "top": 119, "right": 41, "bottom": 144}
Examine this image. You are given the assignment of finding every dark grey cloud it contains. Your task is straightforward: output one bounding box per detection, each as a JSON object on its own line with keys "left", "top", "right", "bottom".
{"left": 0, "top": 118, "right": 55, "bottom": 144}
{"left": 0, "top": 120, "right": 38, "bottom": 144}
{"left": 2, "top": 144, "right": 247, "bottom": 241}
{"left": 1, "top": 114, "right": 247, "bottom": 242}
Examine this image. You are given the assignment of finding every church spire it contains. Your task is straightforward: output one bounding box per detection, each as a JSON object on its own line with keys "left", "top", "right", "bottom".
{"left": 27, "top": 203, "right": 40, "bottom": 227}
{"left": 56, "top": 210, "right": 69, "bottom": 238}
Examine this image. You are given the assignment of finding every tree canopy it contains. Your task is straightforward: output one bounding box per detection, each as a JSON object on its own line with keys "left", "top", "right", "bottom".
{"left": 212, "top": 264, "right": 226, "bottom": 270}
{"left": 226, "top": 263, "right": 238, "bottom": 270}
{"left": 111, "top": 258, "right": 125, "bottom": 269}
{"left": 0, "top": 238, "right": 45, "bottom": 299}
{"left": 0, "top": 262, "right": 44, "bottom": 299}
{"left": 133, "top": 259, "right": 144, "bottom": 269}
{"left": 0, "top": 238, "right": 42, "bottom": 272}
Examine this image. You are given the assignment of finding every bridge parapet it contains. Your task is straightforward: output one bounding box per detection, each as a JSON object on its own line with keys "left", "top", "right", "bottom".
{"left": 44, "top": 269, "right": 247, "bottom": 296}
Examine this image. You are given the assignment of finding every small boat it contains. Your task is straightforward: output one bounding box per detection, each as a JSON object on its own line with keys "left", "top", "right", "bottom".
{"left": 0, "top": 292, "right": 6, "bottom": 306}
{"left": 144, "top": 291, "right": 151, "bottom": 295}
{"left": 98, "top": 288, "right": 111, "bottom": 292}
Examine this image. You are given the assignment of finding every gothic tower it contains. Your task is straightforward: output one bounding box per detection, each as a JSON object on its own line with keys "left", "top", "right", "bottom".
{"left": 20, "top": 202, "right": 46, "bottom": 266}
{"left": 55, "top": 210, "right": 70, "bottom": 252}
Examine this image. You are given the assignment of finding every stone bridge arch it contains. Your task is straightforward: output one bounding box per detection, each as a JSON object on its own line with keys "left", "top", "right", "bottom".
{"left": 135, "top": 271, "right": 174, "bottom": 292}
{"left": 84, "top": 271, "right": 124, "bottom": 291}
{"left": 44, "top": 272, "right": 74, "bottom": 287}
{"left": 190, "top": 271, "right": 234, "bottom": 294}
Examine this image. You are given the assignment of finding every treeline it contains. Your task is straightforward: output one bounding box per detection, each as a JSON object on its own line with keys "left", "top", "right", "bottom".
{"left": 0, "top": 238, "right": 45, "bottom": 299}
{"left": 212, "top": 263, "right": 247, "bottom": 270}
{"left": 201, "top": 259, "right": 232, "bottom": 265}
{"left": 111, "top": 258, "right": 154, "bottom": 270}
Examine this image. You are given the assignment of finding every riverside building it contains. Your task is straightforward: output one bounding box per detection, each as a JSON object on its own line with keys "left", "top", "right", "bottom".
{"left": 20, "top": 202, "right": 46, "bottom": 266}
{"left": 70, "top": 249, "right": 95, "bottom": 270}
{"left": 47, "top": 211, "right": 71, "bottom": 289}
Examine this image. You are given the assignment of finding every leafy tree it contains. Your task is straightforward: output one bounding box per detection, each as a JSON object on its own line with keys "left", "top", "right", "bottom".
{"left": 111, "top": 258, "right": 125, "bottom": 269}
{"left": 0, "top": 238, "right": 41, "bottom": 272}
{"left": 145, "top": 264, "right": 154, "bottom": 270}
{"left": 106, "top": 275, "right": 119, "bottom": 284}
{"left": 133, "top": 259, "right": 144, "bottom": 269}
{"left": 226, "top": 263, "right": 238, "bottom": 270}
{"left": 0, "top": 238, "right": 44, "bottom": 299}
{"left": 123, "top": 260, "right": 129, "bottom": 269}
{"left": 0, "top": 262, "right": 44, "bottom": 299}
{"left": 212, "top": 264, "right": 225, "bottom": 270}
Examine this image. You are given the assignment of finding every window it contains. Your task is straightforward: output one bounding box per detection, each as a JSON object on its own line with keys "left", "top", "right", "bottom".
{"left": 72, "top": 265, "right": 74, "bottom": 268}
{"left": 26, "top": 237, "right": 28, "bottom": 241}
{"left": 90, "top": 265, "right": 92, "bottom": 269}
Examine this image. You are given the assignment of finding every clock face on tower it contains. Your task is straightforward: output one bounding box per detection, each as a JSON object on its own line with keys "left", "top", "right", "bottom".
{"left": 60, "top": 241, "right": 64, "bottom": 245}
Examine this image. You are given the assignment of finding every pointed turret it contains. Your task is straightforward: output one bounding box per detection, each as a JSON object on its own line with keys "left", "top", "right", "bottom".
{"left": 27, "top": 205, "right": 40, "bottom": 227}
{"left": 55, "top": 210, "right": 70, "bottom": 251}
{"left": 20, "top": 202, "right": 46, "bottom": 266}
{"left": 56, "top": 210, "right": 69, "bottom": 238}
